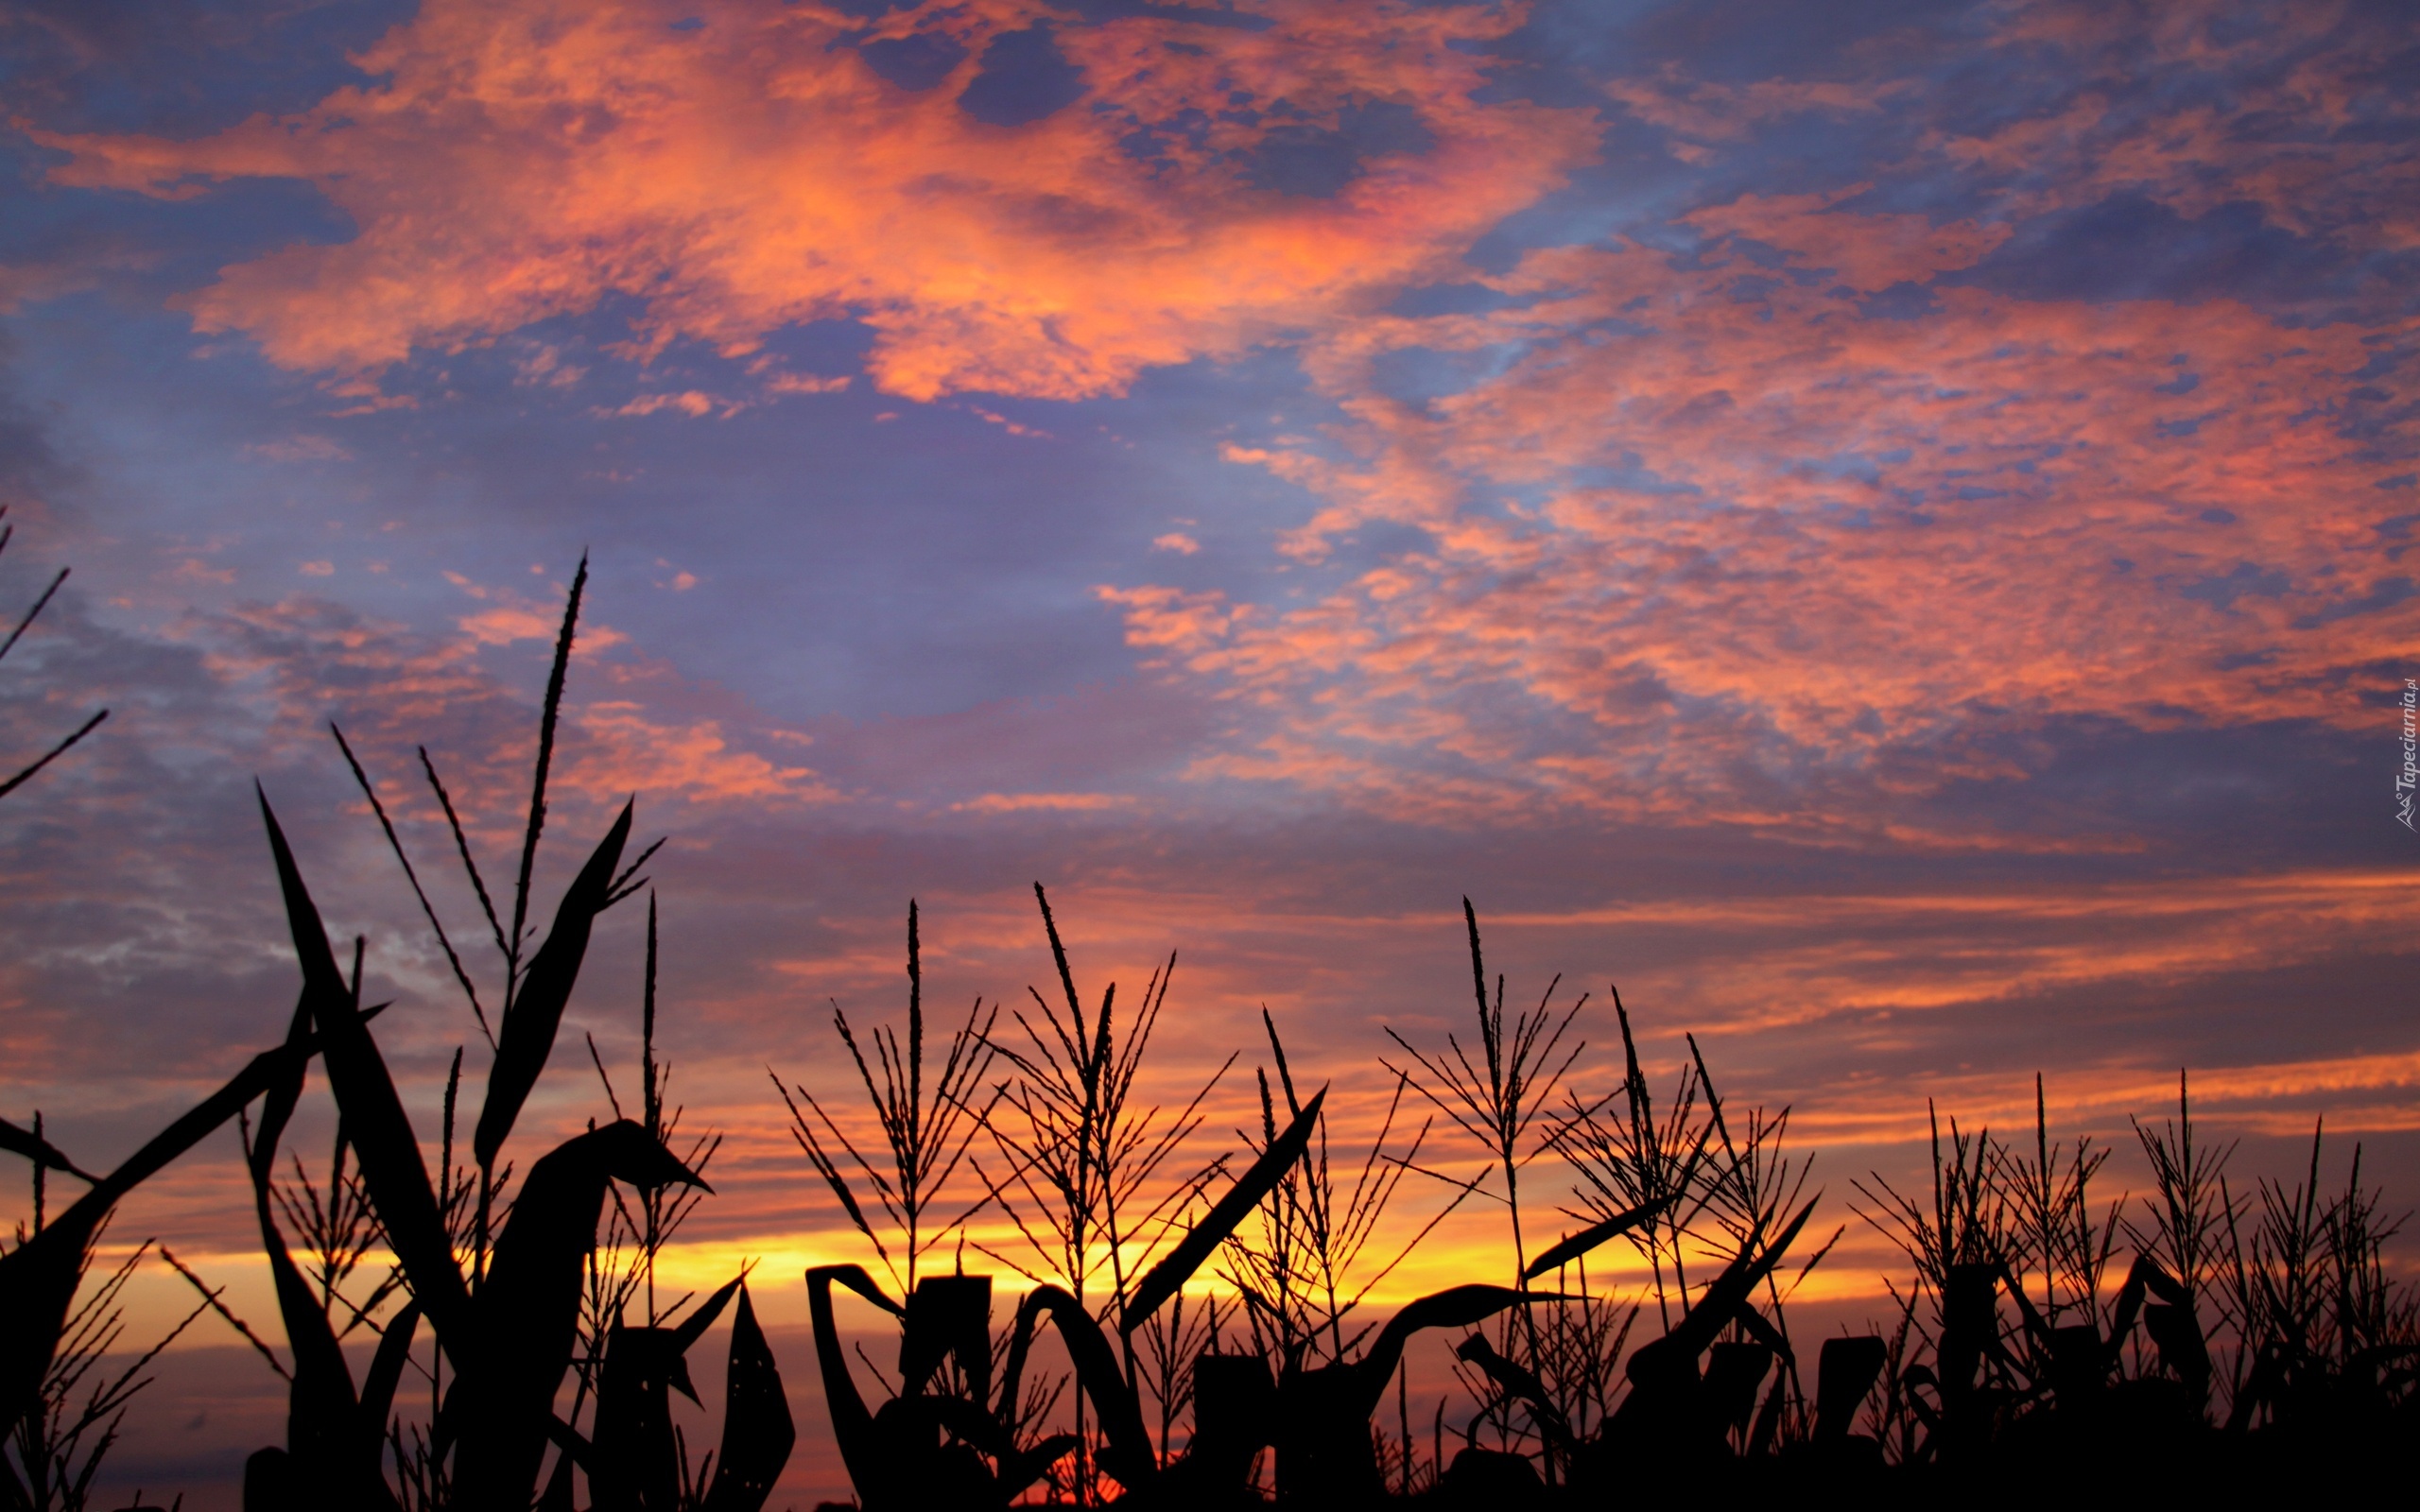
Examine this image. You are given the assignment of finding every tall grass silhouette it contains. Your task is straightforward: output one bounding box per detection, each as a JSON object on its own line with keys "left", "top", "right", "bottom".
{"left": 0, "top": 556, "right": 2409, "bottom": 1508}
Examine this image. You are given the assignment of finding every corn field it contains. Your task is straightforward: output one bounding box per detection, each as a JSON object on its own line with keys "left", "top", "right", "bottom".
{"left": 1, "top": 559, "right": 2411, "bottom": 1510}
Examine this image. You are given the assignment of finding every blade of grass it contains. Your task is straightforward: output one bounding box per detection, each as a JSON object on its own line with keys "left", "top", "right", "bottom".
{"left": 508, "top": 553, "right": 587, "bottom": 1005}
{"left": 0, "top": 708, "right": 108, "bottom": 802}
{"left": 332, "top": 724, "right": 494, "bottom": 1049}
{"left": 473, "top": 799, "right": 632, "bottom": 1170}
{"left": 419, "top": 747, "right": 509, "bottom": 964}
{"left": 0, "top": 566, "right": 66, "bottom": 663}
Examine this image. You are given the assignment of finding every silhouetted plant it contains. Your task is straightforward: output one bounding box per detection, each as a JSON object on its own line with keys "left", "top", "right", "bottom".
{"left": 2, "top": 1235, "right": 205, "bottom": 1512}
{"left": 5, "top": 546, "right": 2417, "bottom": 1510}
{"left": 774, "top": 900, "right": 998, "bottom": 1297}
{"left": 180, "top": 565, "right": 786, "bottom": 1511}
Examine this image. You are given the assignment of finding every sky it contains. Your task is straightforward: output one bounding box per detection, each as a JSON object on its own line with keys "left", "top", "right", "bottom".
{"left": 1, "top": 0, "right": 2416, "bottom": 1503}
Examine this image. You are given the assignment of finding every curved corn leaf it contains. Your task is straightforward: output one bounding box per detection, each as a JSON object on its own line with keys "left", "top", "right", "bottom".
{"left": 1015, "top": 1286, "right": 1155, "bottom": 1491}
{"left": 255, "top": 1169, "right": 362, "bottom": 1502}
{"left": 997, "top": 1435, "right": 1080, "bottom": 1503}
{"left": 2105, "top": 1252, "right": 2195, "bottom": 1372}
{"left": 454, "top": 1119, "right": 705, "bottom": 1511}
{"left": 1455, "top": 1333, "right": 1573, "bottom": 1452}
{"left": 701, "top": 1285, "right": 794, "bottom": 1512}
{"left": 591, "top": 1323, "right": 691, "bottom": 1512}
{"left": 1357, "top": 1284, "right": 1545, "bottom": 1408}
{"left": 243, "top": 983, "right": 367, "bottom": 1503}
{"left": 1121, "top": 1087, "right": 1325, "bottom": 1335}
{"left": 1702, "top": 1339, "right": 1772, "bottom": 1436}
{"left": 2143, "top": 1302, "right": 2210, "bottom": 1385}
{"left": 0, "top": 1211, "right": 90, "bottom": 1443}
{"left": 672, "top": 1273, "right": 744, "bottom": 1356}
{"left": 473, "top": 801, "right": 633, "bottom": 1171}
{"left": 805, "top": 1265, "right": 903, "bottom": 1503}
{"left": 250, "top": 996, "right": 311, "bottom": 1187}
{"left": 358, "top": 1301, "right": 421, "bottom": 1450}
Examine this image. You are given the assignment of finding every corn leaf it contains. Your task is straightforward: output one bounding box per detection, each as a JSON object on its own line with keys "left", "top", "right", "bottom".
{"left": 259, "top": 790, "right": 472, "bottom": 1348}
{"left": 805, "top": 1264, "right": 904, "bottom": 1503}
{"left": 454, "top": 1119, "right": 705, "bottom": 1509}
{"left": 1523, "top": 1193, "right": 1679, "bottom": 1280}
{"left": 1122, "top": 1087, "right": 1325, "bottom": 1334}
{"left": 473, "top": 801, "right": 633, "bottom": 1170}
{"left": 701, "top": 1285, "right": 793, "bottom": 1512}
{"left": 1016, "top": 1285, "right": 1156, "bottom": 1491}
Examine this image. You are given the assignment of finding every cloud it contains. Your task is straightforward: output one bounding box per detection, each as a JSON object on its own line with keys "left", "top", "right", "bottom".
{"left": 34, "top": 0, "right": 1599, "bottom": 401}
{"left": 949, "top": 791, "right": 1136, "bottom": 814}
{"left": 564, "top": 701, "right": 833, "bottom": 807}
{"left": 762, "top": 372, "right": 851, "bottom": 396}
{"left": 1928, "top": 1, "right": 2420, "bottom": 260}
{"left": 611, "top": 392, "right": 720, "bottom": 420}
{"left": 1087, "top": 13, "right": 2419, "bottom": 834}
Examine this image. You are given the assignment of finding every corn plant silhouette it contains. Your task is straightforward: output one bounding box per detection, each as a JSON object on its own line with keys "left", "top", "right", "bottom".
{"left": 115, "top": 562, "right": 791, "bottom": 1512}
{"left": 2, "top": 546, "right": 2415, "bottom": 1509}
{"left": 783, "top": 897, "right": 2412, "bottom": 1510}
{"left": 774, "top": 900, "right": 999, "bottom": 1297}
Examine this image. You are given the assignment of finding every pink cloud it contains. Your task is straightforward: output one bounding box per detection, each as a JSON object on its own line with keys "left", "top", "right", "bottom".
{"left": 35, "top": 0, "right": 1599, "bottom": 401}
{"left": 1102, "top": 156, "right": 2415, "bottom": 831}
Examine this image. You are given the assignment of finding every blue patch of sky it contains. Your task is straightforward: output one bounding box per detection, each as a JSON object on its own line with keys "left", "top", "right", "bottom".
{"left": 1945, "top": 194, "right": 2362, "bottom": 313}
{"left": 2181, "top": 562, "right": 2290, "bottom": 610}
{"left": 1384, "top": 284, "right": 1544, "bottom": 318}
{"left": 1241, "top": 100, "right": 1436, "bottom": 198}
{"left": 1048, "top": 0, "right": 1271, "bottom": 28}
{"left": 1557, "top": 460, "right": 1700, "bottom": 497}
{"left": 4, "top": 139, "right": 357, "bottom": 308}
{"left": 0, "top": 284, "right": 1357, "bottom": 726}
{"left": 2292, "top": 576, "right": 2415, "bottom": 628}
{"left": 0, "top": 0, "right": 416, "bottom": 136}
{"left": 857, "top": 30, "right": 968, "bottom": 92}
{"left": 1365, "top": 342, "right": 1534, "bottom": 408}
{"left": 1858, "top": 282, "right": 1942, "bottom": 322}
{"left": 959, "top": 26, "right": 1087, "bottom": 128}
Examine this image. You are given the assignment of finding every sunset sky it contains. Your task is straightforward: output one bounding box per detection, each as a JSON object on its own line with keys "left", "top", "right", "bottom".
{"left": 2, "top": 0, "right": 2415, "bottom": 1502}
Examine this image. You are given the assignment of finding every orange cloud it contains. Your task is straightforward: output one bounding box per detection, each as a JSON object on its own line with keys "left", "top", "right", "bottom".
{"left": 1105, "top": 189, "right": 2417, "bottom": 829}
{"left": 1682, "top": 189, "right": 2012, "bottom": 293}
{"left": 1932, "top": 0, "right": 2420, "bottom": 253}
{"left": 35, "top": 0, "right": 1598, "bottom": 401}
{"left": 563, "top": 701, "right": 833, "bottom": 807}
